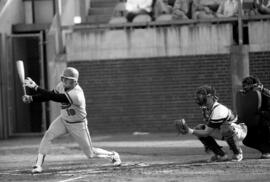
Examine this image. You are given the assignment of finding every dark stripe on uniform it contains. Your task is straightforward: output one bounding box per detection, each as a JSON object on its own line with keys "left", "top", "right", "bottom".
{"left": 64, "top": 118, "right": 86, "bottom": 124}
{"left": 65, "top": 92, "right": 73, "bottom": 104}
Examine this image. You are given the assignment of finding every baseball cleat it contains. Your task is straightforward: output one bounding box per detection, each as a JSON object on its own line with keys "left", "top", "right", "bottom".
{"left": 261, "top": 153, "right": 270, "bottom": 159}
{"left": 112, "top": 151, "right": 121, "bottom": 166}
{"left": 232, "top": 153, "right": 243, "bottom": 162}
{"left": 232, "top": 149, "right": 243, "bottom": 162}
{"left": 208, "top": 154, "right": 228, "bottom": 162}
{"left": 31, "top": 165, "right": 42, "bottom": 173}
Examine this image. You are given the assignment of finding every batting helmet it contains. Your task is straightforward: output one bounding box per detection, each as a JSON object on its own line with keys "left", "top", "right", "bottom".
{"left": 195, "top": 85, "right": 218, "bottom": 106}
{"left": 61, "top": 67, "right": 79, "bottom": 81}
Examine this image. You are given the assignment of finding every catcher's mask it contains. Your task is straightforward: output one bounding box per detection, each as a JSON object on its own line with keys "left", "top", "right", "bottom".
{"left": 242, "top": 76, "right": 261, "bottom": 93}
{"left": 195, "top": 85, "right": 218, "bottom": 107}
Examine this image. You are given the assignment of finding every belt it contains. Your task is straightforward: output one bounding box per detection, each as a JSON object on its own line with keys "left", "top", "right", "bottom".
{"left": 64, "top": 118, "right": 86, "bottom": 124}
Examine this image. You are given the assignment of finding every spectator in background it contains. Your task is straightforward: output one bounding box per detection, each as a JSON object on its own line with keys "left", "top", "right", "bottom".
{"left": 126, "top": 0, "right": 153, "bottom": 22}
{"left": 216, "top": 0, "right": 241, "bottom": 18}
{"left": 109, "top": 0, "right": 128, "bottom": 24}
{"left": 172, "top": 0, "right": 193, "bottom": 20}
{"left": 112, "top": 0, "right": 127, "bottom": 17}
{"left": 125, "top": 0, "right": 172, "bottom": 22}
{"left": 254, "top": 0, "right": 270, "bottom": 14}
{"left": 153, "top": 0, "right": 173, "bottom": 19}
{"left": 192, "top": 0, "right": 220, "bottom": 19}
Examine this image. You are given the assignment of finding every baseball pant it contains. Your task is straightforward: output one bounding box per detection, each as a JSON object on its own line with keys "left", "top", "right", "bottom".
{"left": 38, "top": 115, "right": 112, "bottom": 159}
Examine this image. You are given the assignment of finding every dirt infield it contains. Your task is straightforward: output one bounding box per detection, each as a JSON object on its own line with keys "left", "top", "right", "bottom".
{"left": 0, "top": 133, "right": 269, "bottom": 182}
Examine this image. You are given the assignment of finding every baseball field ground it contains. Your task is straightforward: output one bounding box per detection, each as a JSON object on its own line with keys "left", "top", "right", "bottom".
{"left": 0, "top": 133, "right": 270, "bottom": 182}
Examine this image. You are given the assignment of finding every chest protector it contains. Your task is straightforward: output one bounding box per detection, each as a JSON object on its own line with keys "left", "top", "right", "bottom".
{"left": 236, "top": 90, "right": 262, "bottom": 127}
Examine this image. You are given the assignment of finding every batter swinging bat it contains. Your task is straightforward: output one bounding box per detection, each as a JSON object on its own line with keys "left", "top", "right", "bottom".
{"left": 16, "top": 60, "right": 26, "bottom": 95}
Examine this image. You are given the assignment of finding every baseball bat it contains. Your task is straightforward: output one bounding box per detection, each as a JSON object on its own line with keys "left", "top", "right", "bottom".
{"left": 16, "top": 60, "right": 26, "bottom": 95}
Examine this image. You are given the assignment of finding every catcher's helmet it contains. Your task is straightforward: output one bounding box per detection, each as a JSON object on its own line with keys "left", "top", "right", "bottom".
{"left": 195, "top": 85, "right": 217, "bottom": 106}
{"left": 61, "top": 67, "right": 79, "bottom": 81}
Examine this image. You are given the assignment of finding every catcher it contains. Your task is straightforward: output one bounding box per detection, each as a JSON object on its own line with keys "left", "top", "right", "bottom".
{"left": 175, "top": 85, "right": 247, "bottom": 162}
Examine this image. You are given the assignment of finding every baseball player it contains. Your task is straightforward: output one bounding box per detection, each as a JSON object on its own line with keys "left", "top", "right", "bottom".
{"left": 176, "top": 85, "right": 247, "bottom": 162}
{"left": 22, "top": 67, "right": 121, "bottom": 173}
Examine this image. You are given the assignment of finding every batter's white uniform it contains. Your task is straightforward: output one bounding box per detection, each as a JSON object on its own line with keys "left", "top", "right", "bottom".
{"left": 39, "top": 82, "right": 94, "bottom": 157}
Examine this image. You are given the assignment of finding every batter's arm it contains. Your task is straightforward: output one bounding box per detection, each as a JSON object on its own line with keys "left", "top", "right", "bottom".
{"left": 31, "top": 87, "right": 69, "bottom": 103}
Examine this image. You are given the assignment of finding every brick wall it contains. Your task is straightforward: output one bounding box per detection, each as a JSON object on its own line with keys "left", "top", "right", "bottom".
{"left": 68, "top": 54, "right": 232, "bottom": 134}
{"left": 249, "top": 52, "right": 270, "bottom": 89}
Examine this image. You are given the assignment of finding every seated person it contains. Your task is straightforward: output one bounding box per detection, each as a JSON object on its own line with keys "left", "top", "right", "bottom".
{"left": 216, "top": 0, "right": 241, "bottom": 18}
{"left": 126, "top": 0, "right": 172, "bottom": 22}
{"left": 109, "top": 0, "right": 128, "bottom": 24}
{"left": 125, "top": 0, "right": 153, "bottom": 22}
{"left": 192, "top": 0, "right": 220, "bottom": 19}
{"left": 254, "top": 0, "right": 270, "bottom": 14}
{"left": 236, "top": 76, "right": 270, "bottom": 159}
{"left": 172, "top": 0, "right": 193, "bottom": 20}
{"left": 112, "top": 0, "right": 127, "bottom": 17}
{"left": 153, "top": 0, "right": 173, "bottom": 19}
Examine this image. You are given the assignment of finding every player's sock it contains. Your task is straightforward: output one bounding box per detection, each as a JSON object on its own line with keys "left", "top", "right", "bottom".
{"left": 93, "top": 147, "right": 114, "bottom": 159}
{"left": 199, "top": 136, "right": 225, "bottom": 156}
{"left": 226, "top": 136, "right": 241, "bottom": 154}
{"left": 35, "top": 153, "right": 46, "bottom": 166}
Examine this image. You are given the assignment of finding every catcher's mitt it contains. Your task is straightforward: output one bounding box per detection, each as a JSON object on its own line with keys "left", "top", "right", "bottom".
{"left": 175, "top": 119, "right": 189, "bottom": 135}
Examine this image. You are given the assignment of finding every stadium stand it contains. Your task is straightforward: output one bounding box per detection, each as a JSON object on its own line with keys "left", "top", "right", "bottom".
{"left": 86, "top": 0, "right": 119, "bottom": 24}
{"left": 109, "top": 1, "right": 127, "bottom": 24}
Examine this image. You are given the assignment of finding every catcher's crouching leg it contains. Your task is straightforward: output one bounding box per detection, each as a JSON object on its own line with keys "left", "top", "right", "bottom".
{"left": 198, "top": 136, "right": 225, "bottom": 156}
{"left": 194, "top": 124, "right": 225, "bottom": 156}
{"left": 221, "top": 123, "right": 246, "bottom": 161}
{"left": 226, "top": 136, "right": 243, "bottom": 161}
{"left": 226, "top": 136, "right": 242, "bottom": 155}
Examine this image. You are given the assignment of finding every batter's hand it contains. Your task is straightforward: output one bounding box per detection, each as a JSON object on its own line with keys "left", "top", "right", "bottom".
{"left": 24, "top": 77, "right": 38, "bottom": 90}
{"left": 22, "top": 95, "right": 33, "bottom": 104}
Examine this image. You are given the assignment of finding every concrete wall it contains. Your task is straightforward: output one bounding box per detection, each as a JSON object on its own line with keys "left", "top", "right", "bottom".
{"left": 60, "top": 0, "right": 77, "bottom": 26}
{"left": 47, "top": 59, "right": 66, "bottom": 122}
{"left": 60, "top": 0, "right": 91, "bottom": 26}
{"left": 66, "top": 23, "right": 233, "bottom": 61}
{"left": 33, "top": 0, "right": 54, "bottom": 24}
{"left": 249, "top": 21, "right": 270, "bottom": 52}
{"left": 0, "top": 0, "right": 24, "bottom": 33}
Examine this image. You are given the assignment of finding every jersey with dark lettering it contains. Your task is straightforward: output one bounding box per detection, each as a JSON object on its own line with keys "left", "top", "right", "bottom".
{"left": 54, "top": 82, "right": 86, "bottom": 122}
{"left": 204, "top": 102, "right": 236, "bottom": 129}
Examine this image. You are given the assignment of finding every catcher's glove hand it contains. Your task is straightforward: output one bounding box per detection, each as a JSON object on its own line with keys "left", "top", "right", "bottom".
{"left": 175, "top": 119, "right": 189, "bottom": 135}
